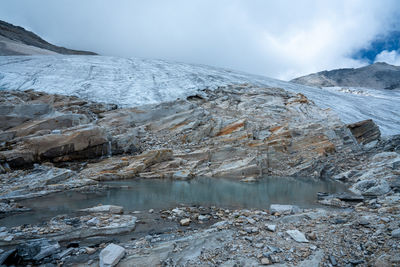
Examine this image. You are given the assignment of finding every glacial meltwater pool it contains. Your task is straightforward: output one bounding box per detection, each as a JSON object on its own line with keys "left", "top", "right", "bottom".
{"left": 0, "top": 177, "right": 349, "bottom": 227}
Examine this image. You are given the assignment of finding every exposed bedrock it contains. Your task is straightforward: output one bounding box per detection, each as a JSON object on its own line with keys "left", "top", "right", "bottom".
{"left": 347, "top": 119, "right": 381, "bottom": 145}
{"left": 0, "top": 84, "right": 366, "bottom": 181}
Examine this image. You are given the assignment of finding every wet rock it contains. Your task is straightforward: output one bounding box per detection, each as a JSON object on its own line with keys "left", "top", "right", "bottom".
{"left": 0, "top": 164, "right": 80, "bottom": 200}
{"left": 270, "top": 204, "right": 299, "bottom": 214}
{"left": 286, "top": 229, "right": 309, "bottom": 243}
{"left": 240, "top": 177, "right": 257, "bottom": 183}
{"left": 99, "top": 243, "right": 125, "bottom": 267}
{"left": 172, "top": 170, "right": 193, "bottom": 180}
{"left": 82, "top": 205, "right": 124, "bottom": 214}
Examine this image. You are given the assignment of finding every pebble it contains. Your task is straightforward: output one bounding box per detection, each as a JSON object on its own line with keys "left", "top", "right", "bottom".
{"left": 261, "top": 257, "right": 271, "bottom": 265}
{"left": 307, "top": 231, "right": 317, "bottom": 240}
{"left": 180, "top": 218, "right": 191, "bottom": 226}
{"left": 330, "top": 255, "right": 337, "bottom": 266}
{"left": 391, "top": 228, "right": 400, "bottom": 238}
{"left": 4, "top": 235, "right": 13, "bottom": 241}
{"left": 198, "top": 215, "right": 210, "bottom": 221}
{"left": 286, "top": 230, "right": 309, "bottom": 243}
{"left": 266, "top": 224, "right": 276, "bottom": 232}
{"left": 85, "top": 247, "right": 96, "bottom": 254}
{"left": 87, "top": 217, "right": 100, "bottom": 226}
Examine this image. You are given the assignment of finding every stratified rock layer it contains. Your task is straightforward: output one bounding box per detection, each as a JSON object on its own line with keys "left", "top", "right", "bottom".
{"left": 0, "top": 85, "right": 362, "bottom": 184}
{"left": 347, "top": 119, "right": 381, "bottom": 144}
{"left": 84, "top": 84, "right": 361, "bottom": 180}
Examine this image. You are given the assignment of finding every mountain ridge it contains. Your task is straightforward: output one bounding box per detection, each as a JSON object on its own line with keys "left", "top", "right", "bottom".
{"left": 291, "top": 62, "right": 400, "bottom": 90}
{"left": 0, "top": 20, "right": 96, "bottom": 56}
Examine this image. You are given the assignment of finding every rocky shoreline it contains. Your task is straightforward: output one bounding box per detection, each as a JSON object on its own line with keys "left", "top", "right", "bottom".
{"left": 0, "top": 85, "right": 399, "bottom": 266}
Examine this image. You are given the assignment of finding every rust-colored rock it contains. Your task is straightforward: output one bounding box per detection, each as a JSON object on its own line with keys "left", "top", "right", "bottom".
{"left": 347, "top": 119, "right": 381, "bottom": 144}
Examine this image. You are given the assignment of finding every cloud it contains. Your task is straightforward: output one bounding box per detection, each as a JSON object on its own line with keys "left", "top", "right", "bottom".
{"left": 0, "top": 0, "right": 399, "bottom": 79}
{"left": 375, "top": 50, "right": 400, "bottom": 65}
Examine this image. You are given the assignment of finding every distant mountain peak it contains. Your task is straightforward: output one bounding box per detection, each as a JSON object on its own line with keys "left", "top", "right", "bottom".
{"left": 0, "top": 19, "right": 96, "bottom": 56}
{"left": 291, "top": 62, "right": 400, "bottom": 90}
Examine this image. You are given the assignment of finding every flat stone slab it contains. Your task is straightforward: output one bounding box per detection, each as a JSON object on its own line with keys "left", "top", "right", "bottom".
{"left": 81, "top": 205, "right": 124, "bottom": 214}
{"left": 286, "top": 229, "right": 309, "bottom": 243}
{"left": 100, "top": 243, "right": 125, "bottom": 267}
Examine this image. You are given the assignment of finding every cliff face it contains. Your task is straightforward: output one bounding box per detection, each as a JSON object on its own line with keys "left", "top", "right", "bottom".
{"left": 291, "top": 62, "right": 400, "bottom": 90}
{"left": 0, "top": 20, "right": 96, "bottom": 56}
{"left": 0, "top": 85, "right": 363, "bottom": 199}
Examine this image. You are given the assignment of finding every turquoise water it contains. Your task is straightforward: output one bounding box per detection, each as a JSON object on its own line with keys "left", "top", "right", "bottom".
{"left": 1, "top": 176, "right": 348, "bottom": 227}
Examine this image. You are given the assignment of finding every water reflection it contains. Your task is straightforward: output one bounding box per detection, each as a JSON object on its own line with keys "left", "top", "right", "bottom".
{"left": 1, "top": 177, "right": 348, "bottom": 227}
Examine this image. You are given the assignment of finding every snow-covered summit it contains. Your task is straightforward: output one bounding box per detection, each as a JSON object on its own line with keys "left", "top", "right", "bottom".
{"left": 0, "top": 55, "right": 399, "bottom": 135}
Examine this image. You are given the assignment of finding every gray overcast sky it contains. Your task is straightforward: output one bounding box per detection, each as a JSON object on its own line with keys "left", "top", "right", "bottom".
{"left": 1, "top": 0, "right": 400, "bottom": 79}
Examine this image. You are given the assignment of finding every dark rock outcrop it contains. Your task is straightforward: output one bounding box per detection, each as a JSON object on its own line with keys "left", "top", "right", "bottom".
{"left": 291, "top": 62, "right": 400, "bottom": 90}
{"left": 0, "top": 20, "right": 96, "bottom": 56}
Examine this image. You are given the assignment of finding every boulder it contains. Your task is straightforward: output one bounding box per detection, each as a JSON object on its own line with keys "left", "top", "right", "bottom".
{"left": 347, "top": 119, "right": 381, "bottom": 144}
{"left": 351, "top": 179, "right": 391, "bottom": 196}
{"left": 99, "top": 243, "right": 125, "bottom": 267}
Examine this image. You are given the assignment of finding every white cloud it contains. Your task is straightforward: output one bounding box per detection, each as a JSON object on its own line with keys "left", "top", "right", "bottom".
{"left": 374, "top": 50, "right": 400, "bottom": 66}
{"left": 0, "top": 0, "right": 399, "bottom": 80}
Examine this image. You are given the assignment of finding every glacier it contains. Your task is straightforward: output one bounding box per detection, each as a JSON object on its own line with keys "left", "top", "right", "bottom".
{"left": 0, "top": 55, "right": 399, "bottom": 136}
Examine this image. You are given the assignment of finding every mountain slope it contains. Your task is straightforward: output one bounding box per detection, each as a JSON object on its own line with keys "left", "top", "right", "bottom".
{"left": 0, "top": 20, "right": 96, "bottom": 56}
{"left": 0, "top": 55, "right": 399, "bottom": 136}
{"left": 291, "top": 62, "right": 400, "bottom": 90}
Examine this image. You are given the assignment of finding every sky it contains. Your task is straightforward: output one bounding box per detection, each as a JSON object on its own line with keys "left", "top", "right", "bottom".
{"left": 1, "top": 0, "right": 400, "bottom": 80}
